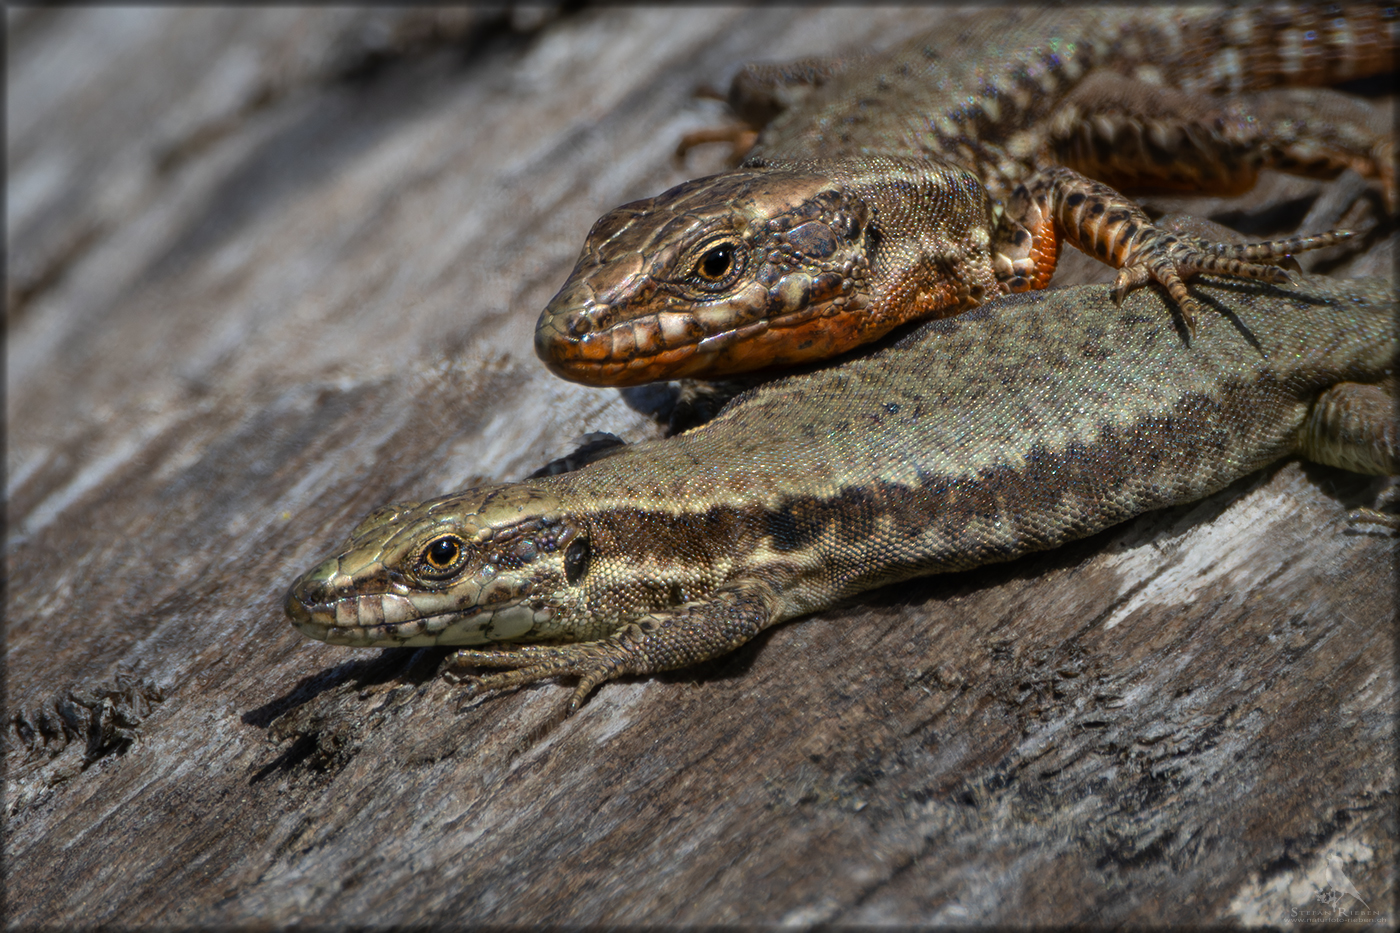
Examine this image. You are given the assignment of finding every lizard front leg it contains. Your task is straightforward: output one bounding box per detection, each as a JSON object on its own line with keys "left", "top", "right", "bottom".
{"left": 999, "top": 164, "right": 1352, "bottom": 335}
{"left": 445, "top": 579, "right": 783, "bottom": 714}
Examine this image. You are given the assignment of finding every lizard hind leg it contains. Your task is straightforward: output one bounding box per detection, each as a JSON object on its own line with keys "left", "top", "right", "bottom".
{"left": 1050, "top": 75, "right": 1396, "bottom": 211}
{"left": 445, "top": 579, "right": 783, "bottom": 715}
{"left": 1298, "top": 379, "right": 1400, "bottom": 532}
{"left": 1008, "top": 165, "right": 1353, "bottom": 335}
{"left": 1299, "top": 380, "right": 1399, "bottom": 479}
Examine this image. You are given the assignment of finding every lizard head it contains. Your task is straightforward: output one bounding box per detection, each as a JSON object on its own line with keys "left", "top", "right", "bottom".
{"left": 535, "top": 165, "right": 876, "bottom": 386}
{"left": 284, "top": 485, "right": 591, "bottom": 648}
{"left": 535, "top": 157, "right": 1001, "bottom": 386}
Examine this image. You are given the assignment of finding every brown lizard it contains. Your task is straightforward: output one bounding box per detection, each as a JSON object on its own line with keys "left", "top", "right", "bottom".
{"left": 286, "top": 275, "right": 1397, "bottom": 713}
{"left": 534, "top": 7, "right": 1396, "bottom": 386}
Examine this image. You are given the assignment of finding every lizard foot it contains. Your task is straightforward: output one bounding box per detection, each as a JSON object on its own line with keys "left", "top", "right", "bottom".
{"left": 445, "top": 639, "right": 639, "bottom": 714}
{"left": 1108, "top": 229, "right": 1355, "bottom": 335}
{"left": 1010, "top": 164, "right": 1357, "bottom": 336}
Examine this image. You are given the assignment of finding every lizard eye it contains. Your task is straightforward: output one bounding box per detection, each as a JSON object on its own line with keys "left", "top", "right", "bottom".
{"left": 420, "top": 535, "right": 466, "bottom": 575}
{"left": 688, "top": 238, "right": 745, "bottom": 287}
{"left": 563, "top": 537, "right": 591, "bottom": 585}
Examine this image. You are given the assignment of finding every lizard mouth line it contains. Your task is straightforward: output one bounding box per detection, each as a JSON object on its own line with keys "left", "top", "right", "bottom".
{"left": 560, "top": 303, "right": 854, "bottom": 380}
{"left": 285, "top": 592, "right": 550, "bottom": 648}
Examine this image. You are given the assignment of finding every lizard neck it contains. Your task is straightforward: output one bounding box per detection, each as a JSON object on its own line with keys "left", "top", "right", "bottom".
{"left": 751, "top": 156, "right": 1009, "bottom": 324}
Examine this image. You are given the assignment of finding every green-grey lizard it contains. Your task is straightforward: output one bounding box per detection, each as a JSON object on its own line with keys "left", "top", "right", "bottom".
{"left": 286, "top": 275, "right": 1397, "bottom": 713}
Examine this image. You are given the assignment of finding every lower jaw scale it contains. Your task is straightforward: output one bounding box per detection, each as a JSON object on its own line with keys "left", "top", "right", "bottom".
{"left": 304, "top": 600, "right": 554, "bottom": 648}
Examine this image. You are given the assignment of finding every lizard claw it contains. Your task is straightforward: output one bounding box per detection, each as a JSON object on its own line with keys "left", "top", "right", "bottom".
{"left": 1110, "top": 264, "right": 1151, "bottom": 307}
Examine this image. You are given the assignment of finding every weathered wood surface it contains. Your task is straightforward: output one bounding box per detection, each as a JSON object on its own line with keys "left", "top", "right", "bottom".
{"left": 6, "top": 7, "right": 1396, "bottom": 927}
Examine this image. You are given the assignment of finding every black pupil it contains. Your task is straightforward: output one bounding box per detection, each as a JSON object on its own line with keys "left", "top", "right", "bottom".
{"left": 699, "top": 245, "right": 732, "bottom": 279}
{"left": 428, "top": 538, "right": 460, "bottom": 568}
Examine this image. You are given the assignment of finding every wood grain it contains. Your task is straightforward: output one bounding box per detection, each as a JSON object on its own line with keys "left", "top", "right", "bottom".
{"left": 6, "top": 7, "right": 1395, "bottom": 926}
